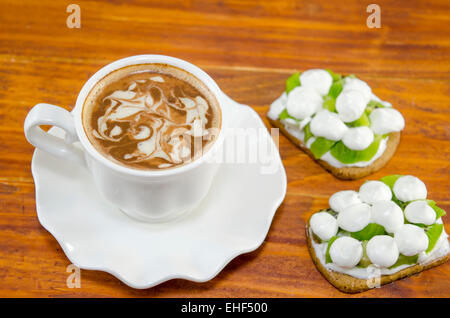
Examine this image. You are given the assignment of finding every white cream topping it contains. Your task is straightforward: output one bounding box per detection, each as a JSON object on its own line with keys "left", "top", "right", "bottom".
{"left": 310, "top": 227, "right": 449, "bottom": 279}
{"left": 393, "top": 175, "right": 427, "bottom": 202}
{"left": 370, "top": 108, "right": 405, "bottom": 135}
{"left": 280, "top": 116, "right": 311, "bottom": 133}
{"left": 305, "top": 136, "right": 316, "bottom": 148}
{"left": 267, "top": 92, "right": 287, "bottom": 120}
{"left": 298, "top": 117, "right": 311, "bottom": 130}
{"left": 299, "top": 69, "right": 333, "bottom": 96}
{"left": 310, "top": 110, "right": 348, "bottom": 141}
{"left": 394, "top": 224, "right": 429, "bottom": 256}
{"left": 404, "top": 201, "right": 436, "bottom": 226}
{"left": 310, "top": 174, "right": 448, "bottom": 279}
{"left": 329, "top": 237, "right": 363, "bottom": 268}
{"left": 286, "top": 86, "right": 323, "bottom": 119}
{"left": 359, "top": 181, "right": 392, "bottom": 204}
{"left": 342, "top": 126, "right": 374, "bottom": 151}
{"left": 366, "top": 235, "right": 399, "bottom": 268}
{"left": 285, "top": 125, "right": 305, "bottom": 142}
{"left": 267, "top": 70, "right": 405, "bottom": 168}
{"left": 343, "top": 77, "right": 372, "bottom": 104}
{"left": 310, "top": 212, "right": 338, "bottom": 241}
{"left": 370, "top": 200, "right": 404, "bottom": 233}
{"left": 337, "top": 203, "right": 371, "bottom": 232}
{"left": 336, "top": 89, "right": 367, "bottom": 123}
{"left": 329, "top": 190, "right": 362, "bottom": 213}
{"left": 282, "top": 117, "right": 299, "bottom": 129}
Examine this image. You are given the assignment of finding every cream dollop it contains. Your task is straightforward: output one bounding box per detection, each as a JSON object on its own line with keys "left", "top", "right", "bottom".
{"left": 358, "top": 181, "right": 392, "bottom": 204}
{"left": 329, "top": 237, "right": 363, "bottom": 268}
{"left": 329, "top": 190, "right": 362, "bottom": 213}
{"left": 337, "top": 203, "right": 371, "bottom": 232}
{"left": 336, "top": 89, "right": 367, "bottom": 123}
{"left": 369, "top": 108, "right": 405, "bottom": 135}
{"left": 342, "top": 126, "right": 374, "bottom": 150}
{"left": 393, "top": 175, "right": 427, "bottom": 202}
{"left": 366, "top": 235, "right": 399, "bottom": 268}
{"left": 300, "top": 69, "right": 333, "bottom": 96}
{"left": 310, "top": 110, "right": 348, "bottom": 141}
{"left": 310, "top": 212, "right": 338, "bottom": 241}
{"left": 404, "top": 201, "right": 436, "bottom": 226}
{"left": 370, "top": 200, "right": 404, "bottom": 233}
{"left": 394, "top": 224, "right": 429, "bottom": 256}
{"left": 267, "top": 92, "right": 287, "bottom": 120}
{"left": 286, "top": 86, "right": 323, "bottom": 119}
{"left": 343, "top": 77, "right": 372, "bottom": 103}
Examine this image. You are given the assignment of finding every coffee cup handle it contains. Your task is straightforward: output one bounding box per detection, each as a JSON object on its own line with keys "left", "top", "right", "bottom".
{"left": 24, "top": 103, "right": 86, "bottom": 166}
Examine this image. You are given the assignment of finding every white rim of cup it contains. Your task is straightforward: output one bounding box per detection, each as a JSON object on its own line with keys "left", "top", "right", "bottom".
{"left": 73, "top": 55, "right": 226, "bottom": 178}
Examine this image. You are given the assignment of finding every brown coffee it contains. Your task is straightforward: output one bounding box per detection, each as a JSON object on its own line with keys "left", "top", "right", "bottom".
{"left": 82, "top": 64, "right": 221, "bottom": 170}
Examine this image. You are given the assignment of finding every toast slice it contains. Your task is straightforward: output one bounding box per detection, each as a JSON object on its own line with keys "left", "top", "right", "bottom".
{"left": 268, "top": 117, "right": 401, "bottom": 180}
{"left": 305, "top": 221, "right": 449, "bottom": 294}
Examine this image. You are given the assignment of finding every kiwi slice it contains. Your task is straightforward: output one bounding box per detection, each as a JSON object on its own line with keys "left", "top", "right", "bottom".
{"left": 330, "top": 134, "right": 383, "bottom": 164}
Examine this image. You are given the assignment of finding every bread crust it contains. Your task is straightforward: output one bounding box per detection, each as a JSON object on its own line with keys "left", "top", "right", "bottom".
{"left": 268, "top": 117, "right": 401, "bottom": 180}
{"left": 305, "top": 222, "right": 449, "bottom": 294}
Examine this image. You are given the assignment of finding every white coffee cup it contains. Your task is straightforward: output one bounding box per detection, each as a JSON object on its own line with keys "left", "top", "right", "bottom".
{"left": 24, "top": 55, "right": 228, "bottom": 222}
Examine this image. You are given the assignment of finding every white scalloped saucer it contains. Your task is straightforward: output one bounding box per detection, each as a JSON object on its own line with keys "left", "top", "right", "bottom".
{"left": 31, "top": 94, "right": 287, "bottom": 289}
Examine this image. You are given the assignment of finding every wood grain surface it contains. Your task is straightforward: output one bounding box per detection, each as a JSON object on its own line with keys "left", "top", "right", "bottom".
{"left": 0, "top": 0, "right": 449, "bottom": 297}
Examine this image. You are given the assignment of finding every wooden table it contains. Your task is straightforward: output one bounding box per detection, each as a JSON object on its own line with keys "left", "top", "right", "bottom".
{"left": 0, "top": 0, "right": 449, "bottom": 298}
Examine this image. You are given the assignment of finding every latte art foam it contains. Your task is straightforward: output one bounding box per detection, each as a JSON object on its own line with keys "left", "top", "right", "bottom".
{"left": 83, "top": 64, "right": 221, "bottom": 170}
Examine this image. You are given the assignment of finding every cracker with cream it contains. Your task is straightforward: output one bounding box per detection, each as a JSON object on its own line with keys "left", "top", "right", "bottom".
{"left": 306, "top": 175, "right": 449, "bottom": 293}
{"left": 267, "top": 69, "right": 404, "bottom": 180}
